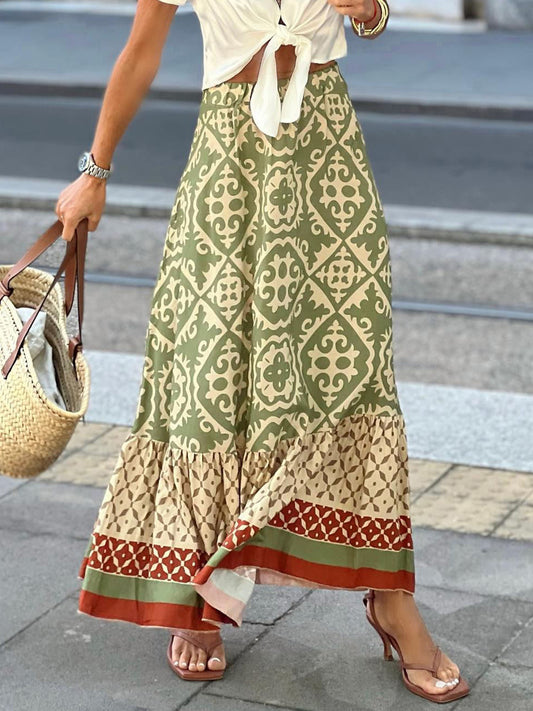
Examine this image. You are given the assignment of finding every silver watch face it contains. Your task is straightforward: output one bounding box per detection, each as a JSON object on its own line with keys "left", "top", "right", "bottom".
{"left": 78, "top": 153, "right": 90, "bottom": 171}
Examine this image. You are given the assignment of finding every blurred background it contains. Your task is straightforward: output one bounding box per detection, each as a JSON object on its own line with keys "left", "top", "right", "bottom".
{"left": 1, "top": 2, "right": 532, "bottom": 710}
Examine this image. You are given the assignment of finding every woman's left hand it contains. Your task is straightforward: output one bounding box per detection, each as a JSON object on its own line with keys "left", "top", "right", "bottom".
{"left": 328, "top": 0, "right": 377, "bottom": 22}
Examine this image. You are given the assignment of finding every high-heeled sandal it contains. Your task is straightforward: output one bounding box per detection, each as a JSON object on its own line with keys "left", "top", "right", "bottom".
{"left": 166, "top": 629, "right": 225, "bottom": 681}
{"left": 363, "top": 590, "right": 470, "bottom": 703}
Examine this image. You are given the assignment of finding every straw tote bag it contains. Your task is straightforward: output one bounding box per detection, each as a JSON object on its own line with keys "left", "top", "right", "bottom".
{"left": 0, "top": 218, "right": 91, "bottom": 478}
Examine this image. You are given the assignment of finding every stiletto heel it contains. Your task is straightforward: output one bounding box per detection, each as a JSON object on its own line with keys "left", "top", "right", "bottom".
{"left": 381, "top": 632, "right": 393, "bottom": 661}
{"left": 362, "top": 590, "right": 470, "bottom": 704}
{"left": 363, "top": 595, "right": 394, "bottom": 661}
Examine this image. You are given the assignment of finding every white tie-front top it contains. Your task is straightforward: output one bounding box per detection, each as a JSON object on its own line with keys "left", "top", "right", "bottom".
{"left": 157, "top": 0, "right": 347, "bottom": 137}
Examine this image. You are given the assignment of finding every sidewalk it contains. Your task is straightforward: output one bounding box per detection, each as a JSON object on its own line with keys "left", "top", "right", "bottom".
{"left": 0, "top": 5, "right": 532, "bottom": 120}
{"left": 1, "top": 406, "right": 533, "bottom": 710}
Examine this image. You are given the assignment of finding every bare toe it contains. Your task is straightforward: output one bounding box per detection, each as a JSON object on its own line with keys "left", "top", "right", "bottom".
{"left": 196, "top": 649, "right": 207, "bottom": 671}
{"left": 178, "top": 649, "right": 190, "bottom": 670}
{"left": 207, "top": 643, "right": 226, "bottom": 671}
{"left": 188, "top": 650, "right": 198, "bottom": 671}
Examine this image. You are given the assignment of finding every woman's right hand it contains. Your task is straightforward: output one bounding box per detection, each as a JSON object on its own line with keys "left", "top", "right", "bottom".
{"left": 55, "top": 172, "right": 107, "bottom": 242}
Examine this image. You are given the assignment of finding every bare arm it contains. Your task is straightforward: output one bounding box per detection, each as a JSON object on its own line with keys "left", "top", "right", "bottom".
{"left": 55, "top": 0, "right": 179, "bottom": 241}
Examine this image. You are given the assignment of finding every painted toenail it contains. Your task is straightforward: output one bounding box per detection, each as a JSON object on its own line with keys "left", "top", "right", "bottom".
{"left": 180, "top": 662, "right": 187, "bottom": 668}
{"left": 435, "top": 680, "right": 447, "bottom": 688}
{"left": 211, "top": 657, "right": 222, "bottom": 663}
{"left": 173, "top": 661, "right": 179, "bottom": 666}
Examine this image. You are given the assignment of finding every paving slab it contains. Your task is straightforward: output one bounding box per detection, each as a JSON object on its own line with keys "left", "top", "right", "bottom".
{"left": 0, "top": 596, "right": 265, "bottom": 711}
{"left": 411, "top": 465, "right": 533, "bottom": 536}
{"left": 0, "top": 480, "right": 104, "bottom": 540}
{"left": 412, "top": 527, "right": 533, "bottom": 602}
{"left": 205, "top": 586, "right": 507, "bottom": 711}
{"left": 0, "top": 529, "right": 86, "bottom": 645}
{"left": 497, "top": 617, "right": 533, "bottom": 667}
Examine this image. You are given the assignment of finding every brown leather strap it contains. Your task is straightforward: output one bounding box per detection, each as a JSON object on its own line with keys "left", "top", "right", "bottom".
{"left": 0, "top": 219, "right": 64, "bottom": 294}
{"left": 64, "top": 219, "right": 88, "bottom": 366}
{"left": 402, "top": 646, "right": 441, "bottom": 674}
{"left": 1, "top": 218, "right": 89, "bottom": 380}
{"left": 170, "top": 629, "right": 223, "bottom": 656}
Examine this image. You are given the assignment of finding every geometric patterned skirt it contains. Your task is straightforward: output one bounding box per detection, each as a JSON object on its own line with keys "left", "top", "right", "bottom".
{"left": 78, "top": 61, "right": 415, "bottom": 631}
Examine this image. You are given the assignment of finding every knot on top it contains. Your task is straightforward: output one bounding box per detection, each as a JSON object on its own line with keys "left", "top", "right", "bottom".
{"left": 249, "top": 26, "right": 313, "bottom": 137}
{"left": 273, "top": 24, "right": 311, "bottom": 50}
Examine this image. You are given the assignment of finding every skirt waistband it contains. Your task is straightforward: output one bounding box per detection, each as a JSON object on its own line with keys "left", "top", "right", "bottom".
{"left": 200, "top": 61, "right": 346, "bottom": 108}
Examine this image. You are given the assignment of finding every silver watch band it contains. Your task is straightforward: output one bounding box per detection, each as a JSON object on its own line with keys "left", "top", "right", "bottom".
{"left": 86, "top": 162, "right": 111, "bottom": 180}
{"left": 78, "top": 151, "right": 112, "bottom": 180}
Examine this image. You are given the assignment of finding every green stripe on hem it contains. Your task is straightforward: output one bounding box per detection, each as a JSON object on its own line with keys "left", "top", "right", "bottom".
{"left": 81, "top": 567, "right": 201, "bottom": 606}
{"left": 242, "top": 525, "right": 415, "bottom": 573}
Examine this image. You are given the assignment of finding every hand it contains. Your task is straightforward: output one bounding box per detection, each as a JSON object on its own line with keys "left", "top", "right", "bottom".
{"left": 328, "top": 0, "right": 377, "bottom": 22}
{"left": 55, "top": 172, "right": 106, "bottom": 242}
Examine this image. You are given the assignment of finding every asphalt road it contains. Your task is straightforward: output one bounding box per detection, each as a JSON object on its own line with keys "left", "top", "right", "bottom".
{"left": 2, "top": 93, "right": 533, "bottom": 214}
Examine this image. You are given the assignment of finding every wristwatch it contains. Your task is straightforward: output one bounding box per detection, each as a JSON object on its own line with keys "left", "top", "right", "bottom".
{"left": 78, "top": 151, "right": 113, "bottom": 180}
{"left": 351, "top": 0, "right": 390, "bottom": 38}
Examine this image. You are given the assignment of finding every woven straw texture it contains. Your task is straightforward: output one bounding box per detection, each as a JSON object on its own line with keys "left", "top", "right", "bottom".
{"left": 0, "top": 265, "right": 90, "bottom": 478}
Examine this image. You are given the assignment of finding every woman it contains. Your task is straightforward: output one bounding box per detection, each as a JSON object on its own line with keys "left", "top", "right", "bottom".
{"left": 57, "top": 0, "right": 469, "bottom": 703}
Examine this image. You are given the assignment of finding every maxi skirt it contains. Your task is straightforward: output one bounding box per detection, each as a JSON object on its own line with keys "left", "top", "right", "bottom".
{"left": 78, "top": 62, "right": 415, "bottom": 630}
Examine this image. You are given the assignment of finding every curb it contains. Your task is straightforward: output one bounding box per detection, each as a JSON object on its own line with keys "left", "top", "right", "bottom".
{"left": 83, "top": 348, "right": 533, "bottom": 473}
{"left": 2, "top": 79, "right": 533, "bottom": 123}
{"left": 1, "top": 176, "right": 533, "bottom": 248}
{"left": 384, "top": 204, "right": 533, "bottom": 248}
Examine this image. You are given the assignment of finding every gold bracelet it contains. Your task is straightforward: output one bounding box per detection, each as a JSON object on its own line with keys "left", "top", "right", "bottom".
{"left": 350, "top": 0, "right": 390, "bottom": 39}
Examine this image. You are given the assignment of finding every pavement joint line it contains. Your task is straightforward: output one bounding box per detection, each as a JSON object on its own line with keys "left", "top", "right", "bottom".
{"left": 191, "top": 591, "right": 316, "bottom": 709}
{"left": 38, "top": 477, "right": 107, "bottom": 490}
{"left": 0, "top": 587, "right": 78, "bottom": 651}
{"left": 0, "top": 478, "right": 32, "bottom": 501}
{"left": 201, "top": 589, "right": 316, "bottom": 695}
{"left": 411, "top": 461, "right": 456, "bottom": 504}
{"left": 269, "top": 588, "right": 316, "bottom": 627}
{"left": 44, "top": 422, "right": 116, "bottom": 462}
{"left": 494, "top": 611, "right": 533, "bottom": 663}
{"left": 488, "top": 489, "right": 533, "bottom": 537}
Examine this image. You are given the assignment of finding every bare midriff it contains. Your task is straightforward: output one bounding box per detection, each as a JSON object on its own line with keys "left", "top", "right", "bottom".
{"left": 225, "top": 43, "right": 337, "bottom": 83}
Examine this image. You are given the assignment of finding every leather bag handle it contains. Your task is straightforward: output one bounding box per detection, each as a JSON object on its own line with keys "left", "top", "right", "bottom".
{"left": 63, "top": 218, "right": 88, "bottom": 363}
{"left": 0, "top": 218, "right": 89, "bottom": 380}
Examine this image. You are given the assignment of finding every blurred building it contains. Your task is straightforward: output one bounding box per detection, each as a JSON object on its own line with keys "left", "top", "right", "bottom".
{"left": 369, "top": 0, "right": 533, "bottom": 29}
{"left": 34, "top": 0, "right": 533, "bottom": 29}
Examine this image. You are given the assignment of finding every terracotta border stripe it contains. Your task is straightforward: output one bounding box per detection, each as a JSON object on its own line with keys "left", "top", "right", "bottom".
{"left": 78, "top": 590, "right": 217, "bottom": 630}
{"left": 218, "top": 545, "right": 415, "bottom": 591}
